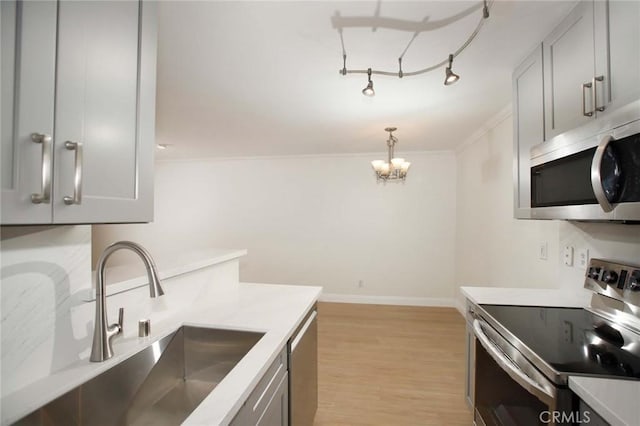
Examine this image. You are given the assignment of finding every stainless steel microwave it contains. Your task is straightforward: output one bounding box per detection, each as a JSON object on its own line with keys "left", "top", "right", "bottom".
{"left": 529, "top": 115, "right": 640, "bottom": 221}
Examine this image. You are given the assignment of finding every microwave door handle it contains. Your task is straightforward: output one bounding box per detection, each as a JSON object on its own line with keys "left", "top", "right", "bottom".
{"left": 590, "top": 135, "right": 615, "bottom": 212}
{"left": 473, "top": 319, "right": 555, "bottom": 404}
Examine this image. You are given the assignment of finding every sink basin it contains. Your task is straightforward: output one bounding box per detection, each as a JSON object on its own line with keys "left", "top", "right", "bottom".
{"left": 16, "top": 326, "right": 264, "bottom": 425}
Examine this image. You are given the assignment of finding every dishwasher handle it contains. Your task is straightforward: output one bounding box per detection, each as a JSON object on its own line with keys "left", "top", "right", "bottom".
{"left": 291, "top": 310, "right": 317, "bottom": 351}
{"left": 473, "top": 319, "right": 555, "bottom": 404}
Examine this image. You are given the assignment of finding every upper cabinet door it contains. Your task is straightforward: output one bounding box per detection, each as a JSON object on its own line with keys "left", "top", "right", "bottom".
{"left": 595, "top": 0, "right": 640, "bottom": 115}
{"left": 1, "top": 1, "right": 57, "bottom": 224}
{"left": 543, "top": 0, "right": 597, "bottom": 140}
{"left": 53, "top": 0, "right": 156, "bottom": 224}
{"left": 513, "top": 45, "right": 544, "bottom": 217}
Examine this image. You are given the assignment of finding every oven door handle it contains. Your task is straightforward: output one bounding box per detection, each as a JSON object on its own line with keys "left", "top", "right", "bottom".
{"left": 473, "top": 319, "right": 555, "bottom": 404}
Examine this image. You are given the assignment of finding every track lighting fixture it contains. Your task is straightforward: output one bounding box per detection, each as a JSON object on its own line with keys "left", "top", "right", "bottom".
{"left": 444, "top": 54, "right": 460, "bottom": 86}
{"left": 362, "top": 68, "right": 375, "bottom": 97}
{"left": 337, "top": 0, "right": 493, "bottom": 95}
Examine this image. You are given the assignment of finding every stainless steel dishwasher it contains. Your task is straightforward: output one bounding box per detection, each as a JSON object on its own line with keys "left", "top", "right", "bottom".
{"left": 288, "top": 306, "right": 318, "bottom": 426}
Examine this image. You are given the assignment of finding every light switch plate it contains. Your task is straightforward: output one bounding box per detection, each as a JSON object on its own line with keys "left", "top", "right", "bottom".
{"left": 539, "top": 242, "right": 548, "bottom": 260}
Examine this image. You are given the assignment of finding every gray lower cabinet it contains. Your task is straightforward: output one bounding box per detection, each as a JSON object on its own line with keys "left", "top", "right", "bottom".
{"left": 231, "top": 348, "right": 288, "bottom": 426}
{"left": 1, "top": 0, "right": 156, "bottom": 225}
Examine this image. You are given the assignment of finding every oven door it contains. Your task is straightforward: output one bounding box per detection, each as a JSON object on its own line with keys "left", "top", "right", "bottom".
{"left": 473, "top": 319, "right": 565, "bottom": 426}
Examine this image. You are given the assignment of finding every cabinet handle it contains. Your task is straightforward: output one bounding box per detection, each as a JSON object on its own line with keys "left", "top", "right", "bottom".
{"left": 590, "top": 134, "right": 615, "bottom": 212}
{"left": 593, "top": 75, "right": 605, "bottom": 112}
{"left": 582, "top": 81, "right": 593, "bottom": 117}
{"left": 63, "top": 141, "right": 83, "bottom": 205}
{"left": 30, "top": 133, "right": 52, "bottom": 204}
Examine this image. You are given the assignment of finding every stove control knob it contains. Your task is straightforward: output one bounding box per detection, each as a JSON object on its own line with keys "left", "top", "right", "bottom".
{"left": 629, "top": 270, "right": 640, "bottom": 291}
{"left": 602, "top": 270, "right": 618, "bottom": 284}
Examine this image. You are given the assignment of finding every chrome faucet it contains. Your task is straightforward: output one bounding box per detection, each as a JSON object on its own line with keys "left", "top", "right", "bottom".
{"left": 90, "top": 241, "right": 164, "bottom": 362}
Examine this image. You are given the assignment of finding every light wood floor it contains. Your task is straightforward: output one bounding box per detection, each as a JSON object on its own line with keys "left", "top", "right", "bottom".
{"left": 313, "top": 302, "right": 472, "bottom": 426}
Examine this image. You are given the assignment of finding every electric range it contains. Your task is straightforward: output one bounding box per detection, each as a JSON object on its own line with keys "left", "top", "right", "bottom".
{"left": 470, "top": 259, "right": 640, "bottom": 426}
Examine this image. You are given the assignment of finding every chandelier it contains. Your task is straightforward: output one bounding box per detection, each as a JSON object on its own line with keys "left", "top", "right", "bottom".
{"left": 371, "top": 127, "right": 411, "bottom": 182}
{"left": 335, "top": 0, "right": 492, "bottom": 96}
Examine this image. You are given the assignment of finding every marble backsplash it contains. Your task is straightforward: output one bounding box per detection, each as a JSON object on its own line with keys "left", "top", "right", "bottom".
{"left": 0, "top": 226, "right": 92, "bottom": 397}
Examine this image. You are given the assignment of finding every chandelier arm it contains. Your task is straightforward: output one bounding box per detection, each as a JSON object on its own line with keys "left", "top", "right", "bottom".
{"left": 339, "top": 0, "right": 493, "bottom": 78}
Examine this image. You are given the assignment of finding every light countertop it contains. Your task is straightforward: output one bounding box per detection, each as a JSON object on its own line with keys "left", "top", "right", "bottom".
{"left": 569, "top": 376, "right": 640, "bottom": 426}
{"left": 1, "top": 248, "right": 321, "bottom": 425}
{"left": 461, "top": 285, "right": 638, "bottom": 426}
{"left": 460, "top": 286, "right": 592, "bottom": 308}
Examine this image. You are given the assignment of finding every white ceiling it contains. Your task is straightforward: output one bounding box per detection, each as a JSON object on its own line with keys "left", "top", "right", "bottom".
{"left": 155, "top": 0, "right": 576, "bottom": 160}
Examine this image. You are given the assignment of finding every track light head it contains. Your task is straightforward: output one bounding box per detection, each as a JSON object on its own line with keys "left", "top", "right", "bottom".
{"left": 483, "top": 0, "right": 490, "bottom": 18}
{"left": 444, "top": 54, "right": 460, "bottom": 86}
{"left": 362, "top": 68, "right": 375, "bottom": 96}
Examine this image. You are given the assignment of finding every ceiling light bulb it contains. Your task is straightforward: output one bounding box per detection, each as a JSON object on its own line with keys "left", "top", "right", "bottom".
{"left": 444, "top": 54, "right": 460, "bottom": 86}
{"left": 445, "top": 68, "right": 460, "bottom": 85}
{"left": 362, "top": 81, "right": 375, "bottom": 96}
{"left": 380, "top": 163, "right": 390, "bottom": 176}
{"left": 362, "top": 68, "right": 375, "bottom": 97}
{"left": 156, "top": 144, "right": 169, "bottom": 150}
{"left": 400, "top": 161, "right": 411, "bottom": 172}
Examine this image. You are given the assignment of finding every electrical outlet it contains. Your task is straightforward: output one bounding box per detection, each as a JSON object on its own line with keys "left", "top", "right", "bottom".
{"left": 564, "top": 246, "right": 574, "bottom": 266}
{"left": 539, "top": 242, "right": 548, "bottom": 260}
{"left": 358, "top": 280, "right": 364, "bottom": 288}
{"left": 577, "top": 248, "right": 589, "bottom": 269}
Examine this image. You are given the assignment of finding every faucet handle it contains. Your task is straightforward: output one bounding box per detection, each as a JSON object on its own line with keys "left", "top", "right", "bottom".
{"left": 117, "top": 307, "right": 124, "bottom": 333}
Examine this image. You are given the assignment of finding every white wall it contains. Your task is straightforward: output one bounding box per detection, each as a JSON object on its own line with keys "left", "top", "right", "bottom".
{"left": 93, "top": 152, "right": 458, "bottom": 303}
{"left": 455, "top": 109, "right": 640, "bottom": 304}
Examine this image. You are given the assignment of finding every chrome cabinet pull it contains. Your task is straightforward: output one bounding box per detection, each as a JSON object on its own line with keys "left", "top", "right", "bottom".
{"left": 582, "top": 81, "right": 593, "bottom": 117}
{"left": 593, "top": 75, "right": 605, "bottom": 112}
{"left": 30, "top": 133, "right": 52, "bottom": 204}
{"left": 63, "top": 141, "right": 83, "bottom": 205}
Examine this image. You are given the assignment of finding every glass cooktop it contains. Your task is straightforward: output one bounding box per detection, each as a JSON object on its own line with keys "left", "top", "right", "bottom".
{"left": 481, "top": 304, "right": 640, "bottom": 380}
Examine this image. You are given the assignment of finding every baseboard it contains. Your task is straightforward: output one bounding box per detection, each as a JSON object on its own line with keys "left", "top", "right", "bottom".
{"left": 319, "top": 293, "right": 456, "bottom": 307}
{"left": 454, "top": 298, "right": 466, "bottom": 317}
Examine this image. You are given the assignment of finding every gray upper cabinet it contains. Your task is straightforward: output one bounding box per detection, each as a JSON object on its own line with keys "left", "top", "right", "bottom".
{"left": 543, "top": 0, "right": 596, "bottom": 140}
{"left": 596, "top": 0, "right": 640, "bottom": 116}
{"left": 1, "top": 0, "right": 156, "bottom": 225}
{"left": 1, "top": 1, "right": 57, "bottom": 224}
{"left": 512, "top": 44, "right": 544, "bottom": 218}
{"left": 543, "top": 0, "right": 640, "bottom": 141}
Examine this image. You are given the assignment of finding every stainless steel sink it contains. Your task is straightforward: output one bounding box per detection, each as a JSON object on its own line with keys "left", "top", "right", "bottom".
{"left": 16, "top": 326, "right": 264, "bottom": 425}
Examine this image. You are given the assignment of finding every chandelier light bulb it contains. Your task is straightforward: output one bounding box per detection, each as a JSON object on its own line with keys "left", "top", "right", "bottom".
{"left": 371, "top": 160, "right": 385, "bottom": 172}
{"left": 391, "top": 158, "right": 405, "bottom": 169}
